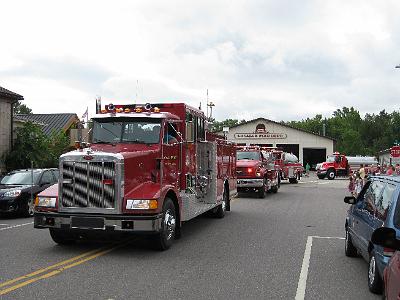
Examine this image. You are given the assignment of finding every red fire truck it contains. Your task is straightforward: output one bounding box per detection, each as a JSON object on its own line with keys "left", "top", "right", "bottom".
{"left": 270, "top": 149, "right": 303, "bottom": 184}
{"left": 316, "top": 152, "right": 378, "bottom": 180}
{"left": 34, "top": 103, "right": 237, "bottom": 250}
{"left": 236, "top": 146, "right": 280, "bottom": 198}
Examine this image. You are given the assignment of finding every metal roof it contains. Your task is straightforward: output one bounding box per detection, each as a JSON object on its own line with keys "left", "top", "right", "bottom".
{"left": 0, "top": 86, "right": 24, "bottom": 101}
{"left": 14, "top": 113, "right": 79, "bottom": 136}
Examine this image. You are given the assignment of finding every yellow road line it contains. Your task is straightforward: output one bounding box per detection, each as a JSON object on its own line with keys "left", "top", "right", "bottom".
{"left": 0, "top": 240, "right": 130, "bottom": 296}
{"left": 0, "top": 246, "right": 107, "bottom": 288}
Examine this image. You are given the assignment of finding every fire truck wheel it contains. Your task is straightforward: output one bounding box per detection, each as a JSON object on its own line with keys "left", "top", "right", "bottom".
{"left": 154, "top": 198, "right": 176, "bottom": 251}
{"left": 49, "top": 228, "right": 76, "bottom": 245}
{"left": 327, "top": 169, "right": 336, "bottom": 180}
{"left": 213, "top": 187, "right": 228, "bottom": 218}
{"left": 258, "top": 179, "right": 266, "bottom": 198}
{"left": 317, "top": 174, "right": 325, "bottom": 179}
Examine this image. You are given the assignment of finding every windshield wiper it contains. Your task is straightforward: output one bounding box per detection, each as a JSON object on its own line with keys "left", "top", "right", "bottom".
{"left": 92, "top": 140, "right": 116, "bottom": 144}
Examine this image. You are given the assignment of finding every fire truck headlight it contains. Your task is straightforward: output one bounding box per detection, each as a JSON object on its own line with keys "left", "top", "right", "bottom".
{"left": 126, "top": 199, "right": 158, "bottom": 210}
{"left": 36, "top": 197, "right": 57, "bottom": 208}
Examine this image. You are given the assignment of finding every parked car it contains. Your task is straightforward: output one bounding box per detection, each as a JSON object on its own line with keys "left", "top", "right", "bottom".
{"left": 371, "top": 227, "right": 400, "bottom": 300}
{"left": 0, "top": 169, "right": 59, "bottom": 217}
{"left": 344, "top": 175, "right": 400, "bottom": 294}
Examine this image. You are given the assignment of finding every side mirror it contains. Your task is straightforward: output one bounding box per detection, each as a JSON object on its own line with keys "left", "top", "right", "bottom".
{"left": 371, "top": 227, "right": 400, "bottom": 251}
{"left": 344, "top": 196, "right": 357, "bottom": 204}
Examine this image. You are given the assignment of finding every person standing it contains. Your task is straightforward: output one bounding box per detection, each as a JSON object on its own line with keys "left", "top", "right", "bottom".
{"left": 387, "top": 165, "right": 395, "bottom": 175}
{"left": 359, "top": 164, "right": 366, "bottom": 186}
{"left": 348, "top": 175, "right": 356, "bottom": 196}
{"left": 305, "top": 162, "right": 310, "bottom": 177}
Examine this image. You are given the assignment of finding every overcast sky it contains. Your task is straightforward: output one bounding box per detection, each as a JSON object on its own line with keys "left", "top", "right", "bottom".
{"left": 1, "top": 0, "right": 400, "bottom": 122}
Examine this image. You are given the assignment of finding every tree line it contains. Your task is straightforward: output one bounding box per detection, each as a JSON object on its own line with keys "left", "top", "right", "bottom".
{"left": 212, "top": 107, "right": 400, "bottom": 156}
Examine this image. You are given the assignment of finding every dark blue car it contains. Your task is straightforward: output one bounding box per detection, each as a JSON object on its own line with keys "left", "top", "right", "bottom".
{"left": 344, "top": 175, "right": 400, "bottom": 294}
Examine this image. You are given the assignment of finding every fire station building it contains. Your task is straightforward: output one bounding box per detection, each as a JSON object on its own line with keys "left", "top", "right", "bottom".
{"left": 221, "top": 118, "right": 335, "bottom": 168}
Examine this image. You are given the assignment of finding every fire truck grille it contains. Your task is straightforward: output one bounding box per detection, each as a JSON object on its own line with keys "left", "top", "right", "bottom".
{"left": 236, "top": 167, "right": 252, "bottom": 178}
{"left": 61, "top": 161, "right": 116, "bottom": 208}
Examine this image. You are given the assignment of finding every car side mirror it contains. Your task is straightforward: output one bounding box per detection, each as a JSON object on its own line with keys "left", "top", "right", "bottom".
{"left": 344, "top": 196, "right": 357, "bottom": 204}
{"left": 371, "top": 227, "right": 400, "bottom": 251}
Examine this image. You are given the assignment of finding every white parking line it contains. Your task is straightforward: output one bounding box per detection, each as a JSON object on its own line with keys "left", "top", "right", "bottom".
{"left": 295, "top": 236, "right": 344, "bottom": 300}
{"left": 0, "top": 222, "right": 33, "bottom": 231}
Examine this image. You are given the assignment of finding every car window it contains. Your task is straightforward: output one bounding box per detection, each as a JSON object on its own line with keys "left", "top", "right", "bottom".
{"left": 51, "top": 170, "right": 59, "bottom": 181}
{"left": 394, "top": 196, "right": 400, "bottom": 229}
{"left": 40, "top": 171, "right": 53, "bottom": 185}
{"left": 376, "top": 183, "right": 396, "bottom": 221}
{"left": 363, "top": 181, "right": 384, "bottom": 214}
{"left": 0, "top": 171, "right": 41, "bottom": 185}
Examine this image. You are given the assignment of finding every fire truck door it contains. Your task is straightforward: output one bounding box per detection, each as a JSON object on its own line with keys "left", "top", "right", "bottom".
{"left": 162, "top": 123, "right": 180, "bottom": 187}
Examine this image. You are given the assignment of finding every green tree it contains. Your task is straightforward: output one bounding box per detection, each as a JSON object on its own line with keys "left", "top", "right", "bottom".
{"left": 2, "top": 122, "right": 71, "bottom": 171}
{"left": 13, "top": 101, "right": 32, "bottom": 114}
{"left": 211, "top": 119, "right": 246, "bottom": 132}
{"left": 3, "top": 122, "right": 48, "bottom": 170}
{"left": 45, "top": 130, "right": 71, "bottom": 167}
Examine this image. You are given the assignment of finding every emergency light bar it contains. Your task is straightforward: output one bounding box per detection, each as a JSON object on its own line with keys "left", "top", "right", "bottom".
{"left": 102, "top": 103, "right": 162, "bottom": 114}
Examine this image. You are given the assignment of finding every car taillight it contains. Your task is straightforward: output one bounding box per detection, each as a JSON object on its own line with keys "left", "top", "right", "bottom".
{"left": 383, "top": 247, "right": 395, "bottom": 257}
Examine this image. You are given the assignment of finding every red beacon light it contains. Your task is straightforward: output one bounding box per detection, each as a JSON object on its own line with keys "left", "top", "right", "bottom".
{"left": 135, "top": 107, "right": 143, "bottom": 113}
{"left": 124, "top": 108, "right": 131, "bottom": 113}
{"left": 153, "top": 107, "right": 160, "bottom": 113}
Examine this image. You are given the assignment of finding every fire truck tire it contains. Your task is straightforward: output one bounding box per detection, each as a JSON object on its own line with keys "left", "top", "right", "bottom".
{"left": 258, "top": 179, "right": 266, "bottom": 198}
{"left": 213, "top": 187, "right": 228, "bottom": 218}
{"left": 154, "top": 198, "right": 176, "bottom": 251}
{"left": 271, "top": 185, "right": 278, "bottom": 193}
{"left": 327, "top": 169, "right": 336, "bottom": 180}
{"left": 317, "top": 174, "right": 325, "bottom": 179}
{"left": 49, "top": 229, "right": 76, "bottom": 245}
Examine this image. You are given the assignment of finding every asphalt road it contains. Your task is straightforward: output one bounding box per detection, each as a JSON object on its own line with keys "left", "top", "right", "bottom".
{"left": 0, "top": 174, "right": 381, "bottom": 300}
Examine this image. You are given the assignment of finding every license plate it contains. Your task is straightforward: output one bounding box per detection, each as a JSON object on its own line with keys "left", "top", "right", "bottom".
{"left": 71, "top": 217, "right": 105, "bottom": 229}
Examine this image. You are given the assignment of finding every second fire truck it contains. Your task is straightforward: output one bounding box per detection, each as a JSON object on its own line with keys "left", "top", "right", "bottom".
{"left": 34, "top": 102, "right": 237, "bottom": 250}
{"left": 236, "top": 146, "right": 280, "bottom": 198}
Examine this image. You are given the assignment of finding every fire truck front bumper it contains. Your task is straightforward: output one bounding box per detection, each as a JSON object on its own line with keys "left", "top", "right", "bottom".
{"left": 316, "top": 169, "right": 327, "bottom": 176}
{"left": 237, "top": 178, "right": 264, "bottom": 188}
{"left": 34, "top": 212, "right": 163, "bottom": 233}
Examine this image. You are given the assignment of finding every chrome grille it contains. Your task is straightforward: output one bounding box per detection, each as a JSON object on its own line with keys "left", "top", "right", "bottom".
{"left": 61, "top": 161, "right": 116, "bottom": 208}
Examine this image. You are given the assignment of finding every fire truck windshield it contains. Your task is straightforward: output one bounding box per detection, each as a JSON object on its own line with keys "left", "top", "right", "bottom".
{"left": 237, "top": 151, "right": 261, "bottom": 161}
{"left": 92, "top": 118, "right": 161, "bottom": 144}
{"left": 326, "top": 156, "right": 336, "bottom": 162}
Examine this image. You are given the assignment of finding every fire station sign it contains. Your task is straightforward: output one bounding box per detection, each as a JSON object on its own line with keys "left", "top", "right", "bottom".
{"left": 391, "top": 146, "right": 400, "bottom": 158}
{"left": 234, "top": 133, "right": 287, "bottom": 139}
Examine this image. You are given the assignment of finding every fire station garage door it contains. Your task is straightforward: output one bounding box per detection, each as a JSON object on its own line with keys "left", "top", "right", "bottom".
{"left": 276, "top": 144, "right": 299, "bottom": 158}
{"left": 303, "top": 148, "right": 326, "bottom": 170}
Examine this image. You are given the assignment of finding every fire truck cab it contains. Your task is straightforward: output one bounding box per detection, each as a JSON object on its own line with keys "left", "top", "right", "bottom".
{"left": 236, "top": 146, "right": 279, "bottom": 198}
{"left": 34, "top": 103, "right": 237, "bottom": 250}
